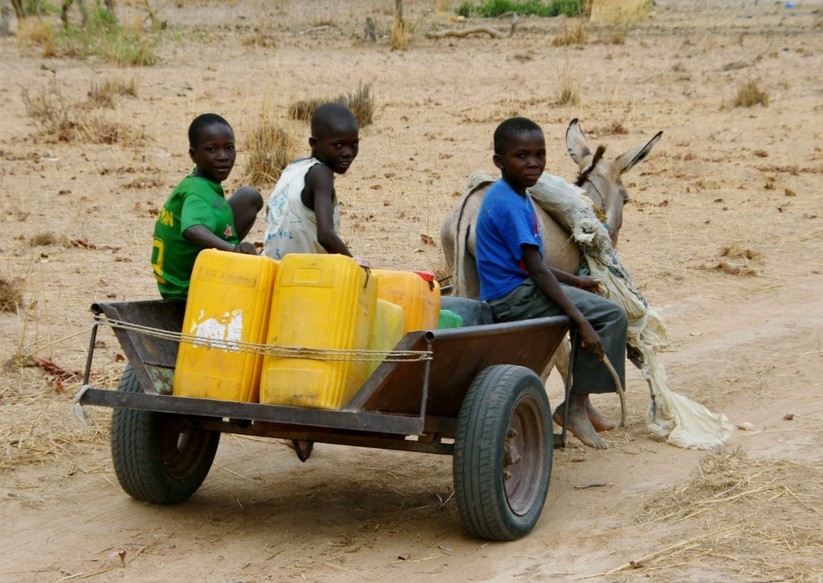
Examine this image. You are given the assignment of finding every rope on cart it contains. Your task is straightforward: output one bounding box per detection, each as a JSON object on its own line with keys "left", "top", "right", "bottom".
{"left": 96, "top": 315, "right": 434, "bottom": 362}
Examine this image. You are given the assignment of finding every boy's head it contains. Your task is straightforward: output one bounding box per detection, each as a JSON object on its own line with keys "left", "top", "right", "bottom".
{"left": 188, "top": 113, "right": 236, "bottom": 183}
{"left": 493, "top": 117, "right": 546, "bottom": 192}
{"left": 309, "top": 103, "right": 359, "bottom": 175}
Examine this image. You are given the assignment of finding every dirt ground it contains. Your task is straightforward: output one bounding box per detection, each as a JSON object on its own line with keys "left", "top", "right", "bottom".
{"left": 1, "top": 1, "right": 822, "bottom": 581}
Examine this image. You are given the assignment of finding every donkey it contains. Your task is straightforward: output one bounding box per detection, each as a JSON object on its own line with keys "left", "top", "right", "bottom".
{"left": 440, "top": 119, "right": 661, "bottom": 392}
{"left": 440, "top": 118, "right": 661, "bottom": 299}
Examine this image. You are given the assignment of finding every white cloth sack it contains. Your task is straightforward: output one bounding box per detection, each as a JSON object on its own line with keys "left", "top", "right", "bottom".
{"left": 528, "top": 174, "right": 734, "bottom": 450}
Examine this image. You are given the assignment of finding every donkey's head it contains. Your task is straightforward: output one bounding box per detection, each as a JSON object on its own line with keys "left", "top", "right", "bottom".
{"left": 565, "top": 119, "right": 662, "bottom": 247}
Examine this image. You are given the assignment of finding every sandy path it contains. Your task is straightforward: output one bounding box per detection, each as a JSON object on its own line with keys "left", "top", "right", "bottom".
{"left": 1, "top": 1, "right": 821, "bottom": 581}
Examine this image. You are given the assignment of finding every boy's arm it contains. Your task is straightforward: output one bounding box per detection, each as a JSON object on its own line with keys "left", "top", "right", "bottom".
{"left": 522, "top": 246, "right": 604, "bottom": 358}
{"left": 549, "top": 267, "right": 602, "bottom": 293}
{"left": 183, "top": 225, "right": 256, "bottom": 254}
{"left": 304, "top": 165, "right": 353, "bottom": 256}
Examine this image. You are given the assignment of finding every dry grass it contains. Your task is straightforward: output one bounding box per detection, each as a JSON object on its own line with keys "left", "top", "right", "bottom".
{"left": 734, "top": 79, "right": 769, "bottom": 107}
{"left": 0, "top": 278, "right": 23, "bottom": 313}
{"left": 638, "top": 447, "right": 823, "bottom": 582}
{"left": 589, "top": 0, "right": 650, "bottom": 24}
{"left": 0, "top": 387, "right": 111, "bottom": 472}
{"left": 552, "top": 55, "right": 581, "bottom": 107}
{"left": 346, "top": 81, "right": 377, "bottom": 126}
{"left": 16, "top": 17, "right": 56, "bottom": 52}
{"left": 555, "top": 79, "right": 580, "bottom": 107}
{"left": 22, "top": 78, "right": 145, "bottom": 145}
{"left": 243, "top": 99, "right": 298, "bottom": 192}
{"left": 603, "top": 25, "right": 626, "bottom": 45}
{"left": 721, "top": 242, "right": 762, "bottom": 261}
{"left": 707, "top": 260, "right": 759, "bottom": 276}
{"left": 29, "top": 231, "right": 71, "bottom": 247}
{"left": 242, "top": 31, "right": 278, "bottom": 48}
{"left": 287, "top": 97, "right": 322, "bottom": 123}
{"left": 87, "top": 73, "right": 139, "bottom": 108}
{"left": 1, "top": 342, "right": 124, "bottom": 473}
{"left": 288, "top": 82, "right": 376, "bottom": 127}
{"left": 390, "top": 15, "right": 409, "bottom": 51}
{"left": 698, "top": 242, "right": 762, "bottom": 276}
{"left": 553, "top": 19, "right": 587, "bottom": 46}
{"left": 2, "top": 349, "right": 144, "bottom": 473}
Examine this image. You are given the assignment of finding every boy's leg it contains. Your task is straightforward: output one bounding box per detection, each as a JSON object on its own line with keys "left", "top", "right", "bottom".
{"left": 227, "top": 186, "right": 264, "bottom": 241}
{"left": 552, "top": 284, "right": 627, "bottom": 449}
{"left": 489, "top": 280, "right": 618, "bottom": 447}
{"left": 561, "top": 284, "right": 628, "bottom": 395}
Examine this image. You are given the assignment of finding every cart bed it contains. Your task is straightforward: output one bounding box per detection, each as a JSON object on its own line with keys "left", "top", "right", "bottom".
{"left": 80, "top": 300, "right": 569, "bottom": 444}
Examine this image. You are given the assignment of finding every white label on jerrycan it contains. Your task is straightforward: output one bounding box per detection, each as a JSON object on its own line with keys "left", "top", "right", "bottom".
{"left": 188, "top": 308, "right": 244, "bottom": 351}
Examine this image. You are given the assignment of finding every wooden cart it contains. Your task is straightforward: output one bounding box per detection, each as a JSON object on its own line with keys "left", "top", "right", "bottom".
{"left": 77, "top": 299, "right": 573, "bottom": 541}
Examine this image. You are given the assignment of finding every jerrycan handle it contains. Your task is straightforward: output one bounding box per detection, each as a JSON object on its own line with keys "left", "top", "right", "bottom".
{"left": 360, "top": 266, "right": 372, "bottom": 288}
{"left": 354, "top": 257, "right": 372, "bottom": 288}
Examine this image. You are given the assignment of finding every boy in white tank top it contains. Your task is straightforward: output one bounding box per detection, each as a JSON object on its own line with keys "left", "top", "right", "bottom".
{"left": 263, "top": 103, "right": 368, "bottom": 266}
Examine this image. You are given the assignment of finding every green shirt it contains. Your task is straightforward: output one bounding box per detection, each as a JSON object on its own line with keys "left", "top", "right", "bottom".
{"left": 151, "top": 175, "right": 238, "bottom": 299}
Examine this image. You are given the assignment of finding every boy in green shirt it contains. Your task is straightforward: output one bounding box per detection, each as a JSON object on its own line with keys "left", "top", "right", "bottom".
{"left": 152, "top": 113, "right": 263, "bottom": 299}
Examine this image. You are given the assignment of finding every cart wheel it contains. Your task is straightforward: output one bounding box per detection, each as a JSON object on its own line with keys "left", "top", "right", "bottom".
{"left": 111, "top": 364, "right": 220, "bottom": 504}
{"left": 453, "top": 365, "right": 552, "bottom": 541}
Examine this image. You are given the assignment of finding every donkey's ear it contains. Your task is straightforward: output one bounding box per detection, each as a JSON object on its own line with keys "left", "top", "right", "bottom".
{"left": 614, "top": 131, "right": 663, "bottom": 176}
{"left": 566, "top": 118, "right": 593, "bottom": 167}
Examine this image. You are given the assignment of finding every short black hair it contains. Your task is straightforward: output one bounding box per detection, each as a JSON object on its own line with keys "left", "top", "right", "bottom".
{"left": 311, "top": 103, "right": 358, "bottom": 139}
{"left": 189, "top": 113, "right": 231, "bottom": 148}
{"left": 494, "top": 117, "right": 543, "bottom": 155}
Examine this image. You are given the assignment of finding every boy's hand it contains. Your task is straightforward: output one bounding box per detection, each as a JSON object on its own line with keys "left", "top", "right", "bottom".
{"left": 577, "top": 276, "right": 602, "bottom": 293}
{"left": 578, "top": 321, "right": 605, "bottom": 359}
{"left": 233, "top": 242, "right": 258, "bottom": 255}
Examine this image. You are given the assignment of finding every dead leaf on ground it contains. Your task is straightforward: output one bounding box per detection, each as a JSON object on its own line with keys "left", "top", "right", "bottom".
{"left": 71, "top": 238, "right": 97, "bottom": 249}
{"left": 108, "top": 549, "right": 127, "bottom": 566}
{"left": 32, "top": 356, "right": 81, "bottom": 381}
{"left": 420, "top": 233, "right": 437, "bottom": 246}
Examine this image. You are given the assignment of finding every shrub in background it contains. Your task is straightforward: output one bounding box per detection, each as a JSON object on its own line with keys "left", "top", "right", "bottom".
{"left": 457, "top": 0, "right": 587, "bottom": 18}
{"left": 288, "top": 82, "right": 376, "bottom": 127}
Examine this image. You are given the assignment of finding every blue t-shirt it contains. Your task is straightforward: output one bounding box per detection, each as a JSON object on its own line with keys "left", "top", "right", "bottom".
{"left": 475, "top": 179, "right": 543, "bottom": 301}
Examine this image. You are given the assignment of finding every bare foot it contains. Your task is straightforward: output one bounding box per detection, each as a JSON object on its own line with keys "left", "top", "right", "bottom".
{"left": 553, "top": 403, "right": 609, "bottom": 449}
{"left": 553, "top": 401, "right": 617, "bottom": 433}
{"left": 587, "top": 400, "right": 617, "bottom": 433}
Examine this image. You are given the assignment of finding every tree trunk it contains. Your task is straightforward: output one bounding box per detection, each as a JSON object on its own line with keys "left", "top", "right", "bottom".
{"left": 390, "top": 0, "right": 407, "bottom": 51}
{"left": 0, "top": 0, "right": 9, "bottom": 37}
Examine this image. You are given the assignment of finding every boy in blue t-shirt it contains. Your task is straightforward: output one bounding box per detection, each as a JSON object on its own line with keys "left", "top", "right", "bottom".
{"left": 475, "top": 117, "right": 628, "bottom": 450}
{"left": 152, "top": 113, "right": 263, "bottom": 299}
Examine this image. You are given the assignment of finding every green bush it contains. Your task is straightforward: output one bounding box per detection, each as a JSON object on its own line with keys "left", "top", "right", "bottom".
{"left": 457, "top": 0, "right": 586, "bottom": 18}
{"left": 52, "top": 9, "right": 160, "bottom": 66}
{"left": 20, "top": 5, "right": 160, "bottom": 66}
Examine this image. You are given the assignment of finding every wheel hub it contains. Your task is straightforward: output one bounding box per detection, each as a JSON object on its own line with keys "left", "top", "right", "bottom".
{"left": 503, "top": 427, "right": 522, "bottom": 481}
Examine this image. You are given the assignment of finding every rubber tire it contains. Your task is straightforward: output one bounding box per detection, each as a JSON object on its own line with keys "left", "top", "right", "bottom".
{"left": 453, "top": 365, "right": 552, "bottom": 541}
{"left": 110, "top": 364, "right": 220, "bottom": 504}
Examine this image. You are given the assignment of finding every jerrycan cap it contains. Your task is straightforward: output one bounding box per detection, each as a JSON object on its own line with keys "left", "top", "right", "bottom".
{"left": 415, "top": 271, "right": 435, "bottom": 291}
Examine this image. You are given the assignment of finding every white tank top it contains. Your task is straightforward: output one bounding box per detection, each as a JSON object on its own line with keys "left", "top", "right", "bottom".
{"left": 262, "top": 157, "right": 340, "bottom": 260}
